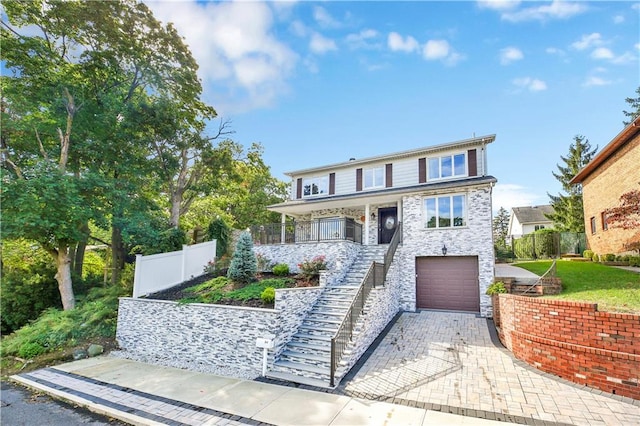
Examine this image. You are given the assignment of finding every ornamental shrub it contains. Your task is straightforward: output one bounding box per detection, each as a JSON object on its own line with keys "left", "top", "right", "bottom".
{"left": 583, "top": 250, "right": 593, "bottom": 260}
{"left": 605, "top": 253, "right": 616, "bottom": 262}
{"left": 592, "top": 252, "right": 600, "bottom": 262}
{"left": 227, "top": 231, "right": 257, "bottom": 286}
{"left": 629, "top": 256, "right": 640, "bottom": 267}
{"left": 272, "top": 263, "right": 290, "bottom": 276}
{"left": 486, "top": 281, "right": 507, "bottom": 296}
{"left": 261, "top": 287, "right": 276, "bottom": 304}
{"left": 298, "top": 255, "right": 327, "bottom": 280}
{"left": 207, "top": 217, "right": 230, "bottom": 258}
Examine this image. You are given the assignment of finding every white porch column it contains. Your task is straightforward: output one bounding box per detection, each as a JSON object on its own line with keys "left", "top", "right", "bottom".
{"left": 364, "top": 204, "right": 371, "bottom": 245}
{"left": 397, "top": 199, "right": 403, "bottom": 223}
{"left": 280, "top": 213, "right": 286, "bottom": 244}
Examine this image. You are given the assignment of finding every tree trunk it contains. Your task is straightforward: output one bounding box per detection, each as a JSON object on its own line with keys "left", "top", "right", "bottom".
{"left": 73, "top": 222, "right": 90, "bottom": 277}
{"left": 111, "top": 225, "right": 125, "bottom": 285}
{"left": 54, "top": 245, "right": 75, "bottom": 310}
{"left": 170, "top": 191, "right": 182, "bottom": 228}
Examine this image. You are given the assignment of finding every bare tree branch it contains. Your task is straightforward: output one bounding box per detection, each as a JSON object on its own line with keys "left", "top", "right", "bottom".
{"left": 35, "top": 128, "right": 49, "bottom": 161}
{"left": 1, "top": 137, "right": 24, "bottom": 179}
{"left": 205, "top": 118, "right": 234, "bottom": 141}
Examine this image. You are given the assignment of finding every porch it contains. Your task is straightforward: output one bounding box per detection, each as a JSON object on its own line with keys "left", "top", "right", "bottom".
{"left": 250, "top": 217, "right": 363, "bottom": 245}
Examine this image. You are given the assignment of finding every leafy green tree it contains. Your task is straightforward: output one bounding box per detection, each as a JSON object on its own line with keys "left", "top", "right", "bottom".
{"left": 493, "top": 207, "right": 510, "bottom": 247}
{"left": 207, "top": 217, "right": 231, "bottom": 258}
{"left": 1, "top": 0, "right": 214, "bottom": 298}
{"left": 546, "top": 135, "right": 597, "bottom": 232}
{"left": 227, "top": 231, "right": 257, "bottom": 286}
{"left": 623, "top": 86, "right": 640, "bottom": 126}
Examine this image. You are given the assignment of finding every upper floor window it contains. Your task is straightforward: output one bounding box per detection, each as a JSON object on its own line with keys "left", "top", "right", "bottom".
{"left": 590, "top": 217, "right": 596, "bottom": 234}
{"left": 303, "top": 176, "right": 328, "bottom": 197}
{"left": 428, "top": 153, "right": 466, "bottom": 180}
{"left": 601, "top": 212, "right": 608, "bottom": 231}
{"left": 425, "top": 194, "right": 466, "bottom": 228}
{"left": 364, "top": 166, "right": 384, "bottom": 189}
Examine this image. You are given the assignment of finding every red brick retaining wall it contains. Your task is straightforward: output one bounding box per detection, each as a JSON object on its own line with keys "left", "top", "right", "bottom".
{"left": 494, "top": 294, "right": 640, "bottom": 400}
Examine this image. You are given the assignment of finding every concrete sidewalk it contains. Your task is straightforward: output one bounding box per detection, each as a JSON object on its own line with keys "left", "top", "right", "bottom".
{"left": 494, "top": 264, "right": 540, "bottom": 279}
{"left": 12, "top": 357, "right": 515, "bottom": 426}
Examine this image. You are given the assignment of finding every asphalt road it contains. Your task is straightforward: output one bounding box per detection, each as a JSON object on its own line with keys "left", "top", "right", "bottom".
{"left": 1, "top": 380, "right": 126, "bottom": 425}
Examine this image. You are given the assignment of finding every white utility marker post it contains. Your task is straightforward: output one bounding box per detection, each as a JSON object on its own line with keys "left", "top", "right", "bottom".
{"left": 256, "top": 335, "right": 275, "bottom": 376}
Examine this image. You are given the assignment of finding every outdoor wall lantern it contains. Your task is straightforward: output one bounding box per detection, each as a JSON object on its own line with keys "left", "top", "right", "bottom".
{"left": 442, "top": 244, "right": 448, "bottom": 256}
{"left": 371, "top": 212, "right": 376, "bottom": 220}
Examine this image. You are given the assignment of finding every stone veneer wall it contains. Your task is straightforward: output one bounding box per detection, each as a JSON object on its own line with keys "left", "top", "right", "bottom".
{"left": 397, "top": 186, "right": 495, "bottom": 317}
{"left": 254, "top": 241, "right": 361, "bottom": 287}
{"left": 335, "top": 259, "right": 402, "bottom": 380}
{"left": 116, "top": 286, "right": 323, "bottom": 379}
{"left": 494, "top": 294, "right": 640, "bottom": 400}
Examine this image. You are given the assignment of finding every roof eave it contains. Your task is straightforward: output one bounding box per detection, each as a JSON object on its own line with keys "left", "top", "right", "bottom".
{"left": 285, "top": 134, "right": 496, "bottom": 177}
{"left": 570, "top": 116, "right": 640, "bottom": 184}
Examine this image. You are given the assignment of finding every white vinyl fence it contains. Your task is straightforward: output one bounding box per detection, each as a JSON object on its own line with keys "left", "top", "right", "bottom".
{"left": 132, "top": 240, "right": 216, "bottom": 298}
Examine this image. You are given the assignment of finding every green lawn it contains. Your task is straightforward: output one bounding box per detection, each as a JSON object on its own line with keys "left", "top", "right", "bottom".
{"left": 513, "top": 260, "right": 640, "bottom": 313}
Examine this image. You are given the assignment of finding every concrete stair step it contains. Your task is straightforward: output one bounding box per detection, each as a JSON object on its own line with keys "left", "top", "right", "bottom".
{"left": 302, "top": 317, "right": 343, "bottom": 325}
{"left": 307, "top": 310, "right": 346, "bottom": 317}
{"left": 265, "top": 371, "right": 331, "bottom": 389}
{"left": 281, "top": 350, "right": 330, "bottom": 363}
{"left": 287, "top": 341, "right": 330, "bottom": 352}
{"left": 298, "top": 324, "right": 338, "bottom": 333}
{"left": 293, "top": 333, "right": 332, "bottom": 342}
{"left": 274, "top": 360, "right": 329, "bottom": 376}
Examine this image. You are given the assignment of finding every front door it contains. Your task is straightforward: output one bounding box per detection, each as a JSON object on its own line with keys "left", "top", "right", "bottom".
{"left": 378, "top": 207, "right": 397, "bottom": 244}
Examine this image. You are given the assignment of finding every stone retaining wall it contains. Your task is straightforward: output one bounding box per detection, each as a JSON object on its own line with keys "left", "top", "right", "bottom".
{"left": 494, "top": 294, "right": 640, "bottom": 400}
{"left": 254, "top": 241, "right": 361, "bottom": 286}
{"left": 116, "top": 286, "right": 324, "bottom": 379}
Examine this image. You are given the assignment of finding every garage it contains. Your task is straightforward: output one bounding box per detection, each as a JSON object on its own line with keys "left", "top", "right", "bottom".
{"left": 415, "top": 256, "right": 480, "bottom": 312}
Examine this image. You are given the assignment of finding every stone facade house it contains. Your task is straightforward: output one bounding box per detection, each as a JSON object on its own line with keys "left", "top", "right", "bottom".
{"left": 507, "top": 205, "right": 555, "bottom": 239}
{"left": 570, "top": 116, "right": 640, "bottom": 256}
{"left": 264, "top": 134, "right": 497, "bottom": 315}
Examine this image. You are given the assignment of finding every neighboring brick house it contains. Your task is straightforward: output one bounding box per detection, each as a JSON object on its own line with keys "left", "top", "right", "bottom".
{"left": 266, "top": 134, "right": 497, "bottom": 315}
{"left": 570, "top": 116, "right": 640, "bottom": 255}
{"left": 507, "top": 205, "right": 554, "bottom": 239}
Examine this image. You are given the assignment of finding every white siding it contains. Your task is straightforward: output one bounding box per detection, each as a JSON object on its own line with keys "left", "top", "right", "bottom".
{"left": 392, "top": 158, "right": 417, "bottom": 187}
{"left": 335, "top": 169, "right": 355, "bottom": 194}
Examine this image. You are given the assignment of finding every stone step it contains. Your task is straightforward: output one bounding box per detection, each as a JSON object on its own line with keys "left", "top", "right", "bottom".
{"left": 287, "top": 341, "right": 331, "bottom": 352}
{"left": 281, "top": 349, "right": 330, "bottom": 363}
{"left": 298, "top": 324, "right": 338, "bottom": 334}
{"left": 274, "top": 360, "right": 329, "bottom": 376}
{"left": 302, "top": 317, "right": 343, "bottom": 325}
{"left": 307, "top": 310, "right": 346, "bottom": 317}
{"left": 265, "top": 371, "right": 331, "bottom": 389}
{"left": 293, "top": 333, "right": 332, "bottom": 342}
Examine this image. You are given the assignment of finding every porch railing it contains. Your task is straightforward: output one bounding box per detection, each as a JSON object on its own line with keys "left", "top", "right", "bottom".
{"left": 250, "top": 218, "right": 362, "bottom": 245}
{"left": 329, "top": 223, "right": 402, "bottom": 387}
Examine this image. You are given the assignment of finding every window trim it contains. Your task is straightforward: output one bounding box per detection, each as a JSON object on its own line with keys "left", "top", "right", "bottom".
{"left": 302, "top": 175, "right": 329, "bottom": 198}
{"left": 590, "top": 216, "right": 597, "bottom": 235}
{"left": 601, "top": 212, "right": 608, "bottom": 231}
{"left": 363, "top": 166, "right": 385, "bottom": 190}
{"left": 424, "top": 193, "right": 467, "bottom": 229}
{"left": 427, "top": 152, "right": 468, "bottom": 181}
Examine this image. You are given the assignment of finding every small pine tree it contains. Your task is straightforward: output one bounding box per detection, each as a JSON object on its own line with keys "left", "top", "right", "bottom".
{"left": 227, "top": 231, "right": 257, "bottom": 286}
{"left": 546, "top": 135, "right": 597, "bottom": 232}
{"left": 493, "top": 207, "right": 510, "bottom": 247}
{"left": 623, "top": 86, "right": 640, "bottom": 126}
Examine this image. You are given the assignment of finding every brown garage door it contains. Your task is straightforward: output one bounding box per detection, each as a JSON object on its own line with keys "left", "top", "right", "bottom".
{"left": 416, "top": 256, "right": 479, "bottom": 312}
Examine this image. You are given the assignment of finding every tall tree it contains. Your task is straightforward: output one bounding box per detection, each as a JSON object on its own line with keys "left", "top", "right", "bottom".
{"left": 546, "top": 135, "right": 597, "bottom": 232}
{"left": 623, "top": 86, "right": 640, "bottom": 126}
{"left": 1, "top": 0, "right": 212, "bottom": 306}
{"left": 493, "top": 207, "right": 510, "bottom": 247}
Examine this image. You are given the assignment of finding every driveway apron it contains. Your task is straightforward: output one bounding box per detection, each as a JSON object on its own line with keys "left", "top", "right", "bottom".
{"left": 340, "top": 311, "right": 640, "bottom": 426}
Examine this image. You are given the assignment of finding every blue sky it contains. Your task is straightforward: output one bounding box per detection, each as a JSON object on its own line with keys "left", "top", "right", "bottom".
{"left": 146, "top": 2, "right": 636, "bottom": 211}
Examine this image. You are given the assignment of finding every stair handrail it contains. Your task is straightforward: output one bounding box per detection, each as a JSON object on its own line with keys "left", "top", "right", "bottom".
{"left": 521, "top": 259, "right": 557, "bottom": 295}
{"left": 329, "top": 223, "right": 402, "bottom": 386}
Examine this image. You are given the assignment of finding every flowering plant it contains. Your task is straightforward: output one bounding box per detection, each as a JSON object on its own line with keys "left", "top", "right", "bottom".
{"left": 297, "top": 255, "right": 327, "bottom": 279}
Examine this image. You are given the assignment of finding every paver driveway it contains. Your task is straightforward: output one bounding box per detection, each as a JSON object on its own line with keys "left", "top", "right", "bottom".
{"left": 340, "top": 311, "right": 640, "bottom": 426}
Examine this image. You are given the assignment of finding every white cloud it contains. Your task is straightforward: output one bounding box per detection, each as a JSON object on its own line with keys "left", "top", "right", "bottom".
{"left": 290, "top": 20, "right": 308, "bottom": 38}
{"left": 309, "top": 32, "right": 337, "bottom": 54}
{"left": 546, "top": 47, "right": 566, "bottom": 56}
{"left": 583, "top": 76, "right": 612, "bottom": 87}
{"left": 145, "top": 1, "right": 297, "bottom": 113}
{"left": 633, "top": 3, "right": 640, "bottom": 11}
{"left": 346, "top": 29, "right": 380, "bottom": 50}
{"left": 512, "top": 77, "right": 547, "bottom": 92}
{"left": 500, "top": 46, "right": 524, "bottom": 65}
{"left": 492, "top": 184, "right": 545, "bottom": 214}
{"left": 422, "top": 39, "right": 465, "bottom": 66}
{"left": 313, "top": 6, "right": 340, "bottom": 29}
{"left": 591, "top": 47, "right": 614, "bottom": 59}
{"left": 571, "top": 33, "right": 603, "bottom": 51}
{"left": 635, "top": 43, "right": 640, "bottom": 51}
{"left": 501, "top": 1, "right": 588, "bottom": 22}
{"left": 477, "top": 0, "right": 521, "bottom": 11}
{"left": 613, "top": 15, "right": 624, "bottom": 24}
{"left": 388, "top": 32, "right": 419, "bottom": 53}
{"left": 423, "top": 39, "right": 450, "bottom": 59}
